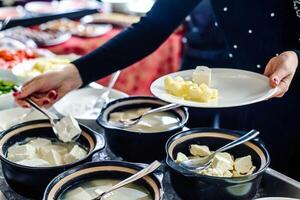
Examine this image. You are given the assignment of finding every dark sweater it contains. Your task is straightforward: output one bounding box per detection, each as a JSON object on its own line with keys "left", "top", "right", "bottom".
{"left": 73, "top": 0, "right": 300, "bottom": 86}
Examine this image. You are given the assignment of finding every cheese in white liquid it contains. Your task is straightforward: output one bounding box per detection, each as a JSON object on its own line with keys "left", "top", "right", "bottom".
{"left": 109, "top": 107, "right": 180, "bottom": 133}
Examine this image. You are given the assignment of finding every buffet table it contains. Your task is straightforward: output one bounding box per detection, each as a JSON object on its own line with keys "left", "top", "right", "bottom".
{"left": 1, "top": 119, "right": 299, "bottom": 200}
{"left": 45, "top": 28, "right": 183, "bottom": 95}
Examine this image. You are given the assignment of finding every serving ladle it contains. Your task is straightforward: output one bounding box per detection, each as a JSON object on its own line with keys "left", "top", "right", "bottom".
{"left": 12, "top": 86, "right": 81, "bottom": 142}
{"left": 115, "top": 103, "right": 181, "bottom": 128}
{"left": 91, "top": 160, "right": 161, "bottom": 200}
{"left": 179, "top": 129, "right": 260, "bottom": 172}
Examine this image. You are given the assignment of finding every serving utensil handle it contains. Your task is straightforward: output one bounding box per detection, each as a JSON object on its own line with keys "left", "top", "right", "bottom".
{"left": 215, "top": 129, "right": 260, "bottom": 153}
{"left": 12, "top": 86, "right": 54, "bottom": 122}
{"left": 145, "top": 103, "right": 181, "bottom": 115}
{"left": 94, "top": 160, "right": 161, "bottom": 200}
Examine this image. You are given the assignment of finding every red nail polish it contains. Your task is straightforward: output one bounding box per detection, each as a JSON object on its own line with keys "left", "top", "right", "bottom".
{"left": 13, "top": 92, "right": 20, "bottom": 97}
{"left": 53, "top": 93, "right": 58, "bottom": 100}
{"left": 48, "top": 90, "right": 57, "bottom": 99}
{"left": 43, "top": 100, "right": 50, "bottom": 105}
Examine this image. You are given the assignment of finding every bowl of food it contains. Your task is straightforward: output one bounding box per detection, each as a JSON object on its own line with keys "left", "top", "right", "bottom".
{"left": 165, "top": 128, "right": 270, "bottom": 200}
{"left": 0, "top": 120, "right": 105, "bottom": 198}
{"left": 43, "top": 161, "right": 164, "bottom": 200}
{"left": 97, "top": 96, "right": 188, "bottom": 163}
{"left": 0, "top": 70, "right": 18, "bottom": 109}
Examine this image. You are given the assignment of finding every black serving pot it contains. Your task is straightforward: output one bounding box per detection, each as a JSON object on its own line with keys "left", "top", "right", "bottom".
{"left": 0, "top": 120, "right": 105, "bottom": 199}
{"left": 166, "top": 128, "right": 270, "bottom": 200}
{"left": 97, "top": 96, "right": 189, "bottom": 163}
{"left": 43, "top": 160, "right": 164, "bottom": 200}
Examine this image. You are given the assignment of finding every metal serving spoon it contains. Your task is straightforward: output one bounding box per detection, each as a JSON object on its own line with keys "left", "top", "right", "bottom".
{"left": 179, "top": 129, "right": 260, "bottom": 172}
{"left": 13, "top": 86, "right": 81, "bottom": 142}
{"left": 91, "top": 160, "right": 161, "bottom": 200}
{"left": 116, "top": 103, "right": 181, "bottom": 128}
{"left": 91, "top": 70, "right": 121, "bottom": 115}
{"left": 0, "top": 17, "right": 11, "bottom": 31}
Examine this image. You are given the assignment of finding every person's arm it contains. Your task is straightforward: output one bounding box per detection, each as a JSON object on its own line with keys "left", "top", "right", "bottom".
{"left": 72, "top": 0, "right": 201, "bottom": 85}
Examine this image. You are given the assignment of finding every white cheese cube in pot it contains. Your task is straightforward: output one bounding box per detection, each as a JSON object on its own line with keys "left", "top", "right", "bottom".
{"left": 55, "top": 115, "right": 82, "bottom": 143}
{"left": 190, "top": 144, "right": 211, "bottom": 157}
{"left": 29, "top": 138, "right": 51, "bottom": 149}
{"left": 50, "top": 145, "right": 69, "bottom": 155}
{"left": 246, "top": 166, "right": 256, "bottom": 175}
{"left": 176, "top": 152, "right": 189, "bottom": 163}
{"left": 63, "top": 153, "right": 77, "bottom": 164}
{"left": 223, "top": 170, "right": 233, "bottom": 178}
{"left": 40, "top": 148, "right": 63, "bottom": 165}
{"left": 211, "top": 154, "right": 233, "bottom": 174}
{"left": 7, "top": 144, "right": 36, "bottom": 162}
{"left": 16, "top": 158, "right": 50, "bottom": 167}
{"left": 215, "top": 152, "right": 234, "bottom": 165}
{"left": 64, "top": 187, "right": 92, "bottom": 200}
{"left": 192, "top": 66, "right": 212, "bottom": 86}
{"left": 69, "top": 145, "right": 87, "bottom": 160}
{"left": 234, "top": 155, "right": 253, "bottom": 174}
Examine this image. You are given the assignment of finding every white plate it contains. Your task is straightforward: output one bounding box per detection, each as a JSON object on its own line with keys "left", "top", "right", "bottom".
{"left": 12, "top": 54, "right": 80, "bottom": 83}
{"left": 256, "top": 198, "right": 300, "bottom": 200}
{"left": 0, "top": 108, "right": 47, "bottom": 131}
{"left": 0, "top": 6, "right": 25, "bottom": 20}
{"left": 54, "top": 87, "right": 128, "bottom": 120}
{"left": 0, "top": 70, "right": 20, "bottom": 110}
{"left": 151, "top": 68, "right": 277, "bottom": 108}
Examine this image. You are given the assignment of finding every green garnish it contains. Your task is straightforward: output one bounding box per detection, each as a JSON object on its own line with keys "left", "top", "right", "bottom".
{"left": 0, "top": 80, "right": 15, "bottom": 95}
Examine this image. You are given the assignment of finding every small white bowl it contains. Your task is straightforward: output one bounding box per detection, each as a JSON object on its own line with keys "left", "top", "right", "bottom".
{"left": 0, "top": 70, "right": 19, "bottom": 110}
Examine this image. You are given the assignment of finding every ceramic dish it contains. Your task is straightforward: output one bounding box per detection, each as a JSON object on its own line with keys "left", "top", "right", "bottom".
{"left": 12, "top": 54, "right": 79, "bottom": 83}
{"left": 43, "top": 161, "right": 164, "bottom": 200}
{"left": 0, "top": 107, "right": 47, "bottom": 131}
{"left": 97, "top": 96, "right": 188, "bottom": 163}
{"left": 151, "top": 68, "right": 277, "bottom": 108}
{"left": 0, "top": 6, "right": 25, "bottom": 20}
{"left": 0, "top": 120, "right": 105, "bottom": 198}
{"left": 165, "top": 128, "right": 270, "bottom": 200}
{"left": 54, "top": 87, "right": 128, "bottom": 120}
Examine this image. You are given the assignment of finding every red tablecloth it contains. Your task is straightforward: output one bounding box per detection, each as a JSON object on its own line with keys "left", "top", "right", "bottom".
{"left": 46, "top": 28, "right": 183, "bottom": 95}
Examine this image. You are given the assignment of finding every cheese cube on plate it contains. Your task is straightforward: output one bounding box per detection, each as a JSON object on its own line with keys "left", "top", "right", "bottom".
{"left": 192, "top": 66, "right": 212, "bottom": 86}
{"left": 234, "top": 155, "right": 253, "bottom": 174}
{"left": 190, "top": 144, "right": 211, "bottom": 157}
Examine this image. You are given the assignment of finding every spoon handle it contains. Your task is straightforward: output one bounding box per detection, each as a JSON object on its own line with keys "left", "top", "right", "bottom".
{"left": 12, "top": 86, "right": 53, "bottom": 122}
{"left": 96, "top": 161, "right": 161, "bottom": 200}
{"left": 145, "top": 103, "right": 181, "bottom": 116}
{"left": 215, "top": 129, "right": 259, "bottom": 153}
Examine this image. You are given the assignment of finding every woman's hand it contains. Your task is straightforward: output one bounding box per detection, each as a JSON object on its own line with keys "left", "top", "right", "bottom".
{"left": 14, "top": 64, "right": 83, "bottom": 108}
{"left": 264, "top": 51, "right": 298, "bottom": 98}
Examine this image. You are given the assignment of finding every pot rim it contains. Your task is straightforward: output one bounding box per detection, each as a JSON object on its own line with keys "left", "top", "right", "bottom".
{"left": 97, "top": 96, "right": 189, "bottom": 134}
{"left": 0, "top": 119, "right": 106, "bottom": 170}
{"left": 43, "top": 160, "right": 164, "bottom": 200}
{"left": 165, "top": 127, "right": 271, "bottom": 181}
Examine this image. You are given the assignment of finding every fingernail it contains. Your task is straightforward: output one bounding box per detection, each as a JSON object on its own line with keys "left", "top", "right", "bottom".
{"left": 48, "top": 90, "right": 57, "bottom": 99}
{"left": 273, "top": 77, "right": 279, "bottom": 85}
{"left": 43, "top": 100, "right": 50, "bottom": 105}
{"left": 53, "top": 93, "right": 58, "bottom": 100}
{"left": 24, "top": 104, "right": 30, "bottom": 108}
{"left": 13, "top": 92, "right": 21, "bottom": 97}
